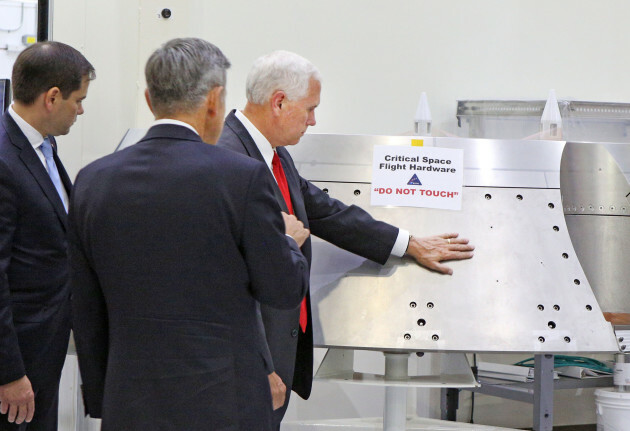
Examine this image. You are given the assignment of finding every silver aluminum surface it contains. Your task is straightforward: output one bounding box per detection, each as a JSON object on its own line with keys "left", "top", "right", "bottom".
{"left": 290, "top": 134, "right": 565, "bottom": 188}
{"left": 307, "top": 182, "right": 617, "bottom": 353}
{"left": 290, "top": 134, "right": 630, "bottom": 186}
{"left": 560, "top": 142, "right": 630, "bottom": 314}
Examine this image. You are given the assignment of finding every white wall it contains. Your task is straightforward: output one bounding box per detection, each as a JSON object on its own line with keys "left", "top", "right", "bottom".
{"left": 50, "top": 0, "right": 626, "bottom": 427}
{"left": 51, "top": 0, "right": 630, "bottom": 179}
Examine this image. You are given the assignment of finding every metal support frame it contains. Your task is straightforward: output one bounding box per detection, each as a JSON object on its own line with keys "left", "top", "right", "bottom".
{"left": 442, "top": 354, "right": 614, "bottom": 431}
{"left": 533, "top": 354, "right": 554, "bottom": 431}
{"left": 383, "top": 353, "right": 410, "bottom": 431}
{"left": 440, "top": 388, "right": 459, "bottom": 421}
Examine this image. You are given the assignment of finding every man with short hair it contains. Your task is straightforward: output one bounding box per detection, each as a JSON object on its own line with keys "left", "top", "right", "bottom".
{"left": 217, "top": 50, "right": 475, "bottom": 428}
{"left": 0, "top": 41, "right": 94, "bottom": 430}
{"left": 69, "top": 38, "right": 309, "bottom": 430}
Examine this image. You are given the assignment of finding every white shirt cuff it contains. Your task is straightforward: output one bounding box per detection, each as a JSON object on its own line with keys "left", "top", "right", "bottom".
{"left": 390, "top": 229, "right": 409, "bottom": 257}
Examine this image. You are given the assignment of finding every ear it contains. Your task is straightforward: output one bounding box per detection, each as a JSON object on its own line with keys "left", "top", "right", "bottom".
{"left": 144, "top": 89, "right": 155, "bottom": 116}
{"left": 270, "top": 90, "right": 286, "bottom": 117}
{"left": 44, "top": 87, "right": 62, "bottom": 112}
{"left": 205, "top": 86, "right": 224, "bottom": 117}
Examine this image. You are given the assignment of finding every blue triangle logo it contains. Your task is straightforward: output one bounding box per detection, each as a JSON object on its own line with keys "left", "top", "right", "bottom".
{"left": 407, "top": 174, "right": 422, "bottom": 186}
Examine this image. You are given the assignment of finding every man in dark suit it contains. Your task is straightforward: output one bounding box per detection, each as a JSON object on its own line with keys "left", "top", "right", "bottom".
{"left": 69, "top": 38, "right": 310, "bottom": 431}
{"left": 0, "top": 42, "right": 94, "bottom": 430}
{"left": 216, "top": 50, "right": 475, "bottom": 428}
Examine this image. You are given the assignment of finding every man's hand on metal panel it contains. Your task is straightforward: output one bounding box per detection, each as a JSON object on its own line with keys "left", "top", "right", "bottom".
{"left": 405, "top": 233, "right": 474, "bottom": 275}
{"left": 282, "top": 212, "right": 310, "bottom": 247}
{"left": 0, "top": 375, "right": 35, "bottom": 424}
{"left": 267, "top": 372, "right": 286, "bottom": 410}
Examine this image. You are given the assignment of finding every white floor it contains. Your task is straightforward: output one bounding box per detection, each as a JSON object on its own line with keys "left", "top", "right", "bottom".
{"left": 282, "top": 416, "right": 516, "bottom": 430}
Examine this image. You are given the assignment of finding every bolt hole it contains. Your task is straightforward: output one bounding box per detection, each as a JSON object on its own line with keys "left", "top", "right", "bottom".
{"left": 538, "top": 336, "right": 546, "bottom": 343}
{"left": 432, "top": 334, "right": 439, "bottom": 341}
{"left": 548, "top": 321, "right": 556, "bottom": 329}
{"left": 574, "top": 279, "right": 581, "bottom": 285}
{"left": 404, "top": 333, "right": 411, "bottom": 340}
{"left": 427, "top": 302, "right": 434, "bottom": 309}
{"left": 553, "top": 226, "right": 559, "bottom": 232}
{"left": 516, "top": 194, "right": 523, "bottom": 200}
{"left": 323, "top": 188, "right": 329, "bottom": 194}
{"left": 409, "top": 302, "right": 417, "bottom": 309}
{"left": 417, "top": 319, "right": 426, "bottom": 327}
{"left": 586, "top": 305, "right": 592, "bottom": 311}
{"left": 548, "top": 203, "right": 555, "bottom": 209}
{"left": 354, "top": 189, "right": 361, "bottom": 196}
{"left": 554, "top": 305, "right": 560, "bottom": 311}
{"left": 538, "top": 304, "right": 545, "bottom": 311}
{"left": 485, "top": 194, "right": 492, "bottom": 200}
{"left": 562, "top": 253, "right": 569, "bottom": 259}
{"left": 564, "top": 337, "right": 571, "bottom": 343}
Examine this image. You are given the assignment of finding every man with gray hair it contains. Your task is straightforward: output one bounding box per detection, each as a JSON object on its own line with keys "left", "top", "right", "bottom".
{"left": 69, "top": 38, "right": 310, "bottom": 430}
{"left": 217, "top": 50, "right": 475, "bottom": 427}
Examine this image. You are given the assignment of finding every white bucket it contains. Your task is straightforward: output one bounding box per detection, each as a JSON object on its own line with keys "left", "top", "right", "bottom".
{"left": 595, "top": 388, "right": 630, "bottom": 431}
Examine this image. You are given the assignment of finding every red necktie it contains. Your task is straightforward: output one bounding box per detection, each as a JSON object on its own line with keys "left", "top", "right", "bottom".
{"left": 272, "top": 152, "right": 307, "bottom": 333}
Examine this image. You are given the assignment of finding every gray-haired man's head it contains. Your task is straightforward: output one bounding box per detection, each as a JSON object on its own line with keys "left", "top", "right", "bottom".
{"left": 145, "top": 38, "right": 230, "bottom": 117}
{"left": 246, "top": 50, "right": 321, "bottom": 105}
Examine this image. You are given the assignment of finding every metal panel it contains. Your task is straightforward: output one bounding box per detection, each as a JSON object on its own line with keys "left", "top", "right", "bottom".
{"left": 290, "top": 134, "right": 565, "bottom": 188}
{"left": 560, "top": 142, "right": 630, "bottom": 313}
{"left": 308, "top": 182, "right": 617, "bottom": 353}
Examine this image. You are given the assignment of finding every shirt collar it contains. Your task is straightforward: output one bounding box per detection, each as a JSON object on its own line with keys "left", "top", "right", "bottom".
{"left": 234, "top": 109, "right": 275, "bottom": 171}
{"left": 152, "top": 118, "right": 200, "bottom": 136}
{"left": 7, "top": 105, "right": 46, "bottom": 151}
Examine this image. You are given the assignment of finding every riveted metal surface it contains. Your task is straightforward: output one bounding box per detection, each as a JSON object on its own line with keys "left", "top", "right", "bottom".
{"left": 308, "top": 183, "right": 617, "bottom": 353}
{"left": 560, "top": 142, "right": 630, "bottom": 314}
{"left": 286, "top": 134, "right": 619, "bottom": 353}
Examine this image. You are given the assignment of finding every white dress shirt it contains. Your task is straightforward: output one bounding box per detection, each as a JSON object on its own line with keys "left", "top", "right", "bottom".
{"left": 152, "top": 118, "right": 200, "bottom": 136}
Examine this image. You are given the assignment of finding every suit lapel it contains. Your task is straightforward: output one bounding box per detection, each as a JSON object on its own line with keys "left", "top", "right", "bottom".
{"left": 2, "top": 115, "right": 69, "bottom": 230}
{"left": 226, "top": 111, "right": 289, "bottom": 213}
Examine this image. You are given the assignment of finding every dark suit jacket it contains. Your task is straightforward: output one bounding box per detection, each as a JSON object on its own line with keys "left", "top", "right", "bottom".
{"left": 0, "top": 113, "right": 72, "bottom": 389}
{"left": 69, "top": 124, "right": 309, "bottom": 431}
{"left": 217, "top": 110, "right": 399, "bottom": 400}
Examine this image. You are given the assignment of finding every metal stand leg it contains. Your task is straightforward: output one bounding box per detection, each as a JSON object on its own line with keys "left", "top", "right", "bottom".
{"left": 383, "top": 352, "right": 409, "bottom": 431}
{"left": 440, "top": 388, "right": 459, "bottom": 421}
{"left": 533, "top": 354, "right": 554, "bottom": 431}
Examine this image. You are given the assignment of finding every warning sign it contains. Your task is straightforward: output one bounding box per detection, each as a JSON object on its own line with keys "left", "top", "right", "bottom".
{"left": 371, "top": 145, "right": 463, "bottom": 210}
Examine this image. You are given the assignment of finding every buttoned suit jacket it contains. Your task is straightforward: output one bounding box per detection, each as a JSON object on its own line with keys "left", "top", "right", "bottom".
{"left": 0, "top": 113, "right": 72, "bottom": 405}
{"left": 68, "top": 124, "right": 309, "bottom": 431}
{"left": 217, "top": 110, "right": 399, "bottom": 401}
